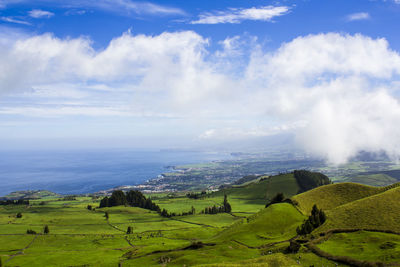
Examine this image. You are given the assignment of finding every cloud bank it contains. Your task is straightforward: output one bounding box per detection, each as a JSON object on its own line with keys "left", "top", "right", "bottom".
{"left": 1, "top": 31, "right": 400, "bottom": 164}
{"left": 191, "top": 6, "right": 290, "bottom": 24}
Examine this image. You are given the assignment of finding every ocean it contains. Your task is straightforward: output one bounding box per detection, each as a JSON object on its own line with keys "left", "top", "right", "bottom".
{"left": 0, "top": 149, "right": 230, "bottom": 196}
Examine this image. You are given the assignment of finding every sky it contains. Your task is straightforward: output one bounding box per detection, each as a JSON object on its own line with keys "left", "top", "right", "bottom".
{"left": 1, "top": 0, "right": 400, "bottom": 164}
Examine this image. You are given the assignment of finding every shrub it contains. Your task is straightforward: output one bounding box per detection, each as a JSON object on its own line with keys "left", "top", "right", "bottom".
{"left": 297, "top": 204, "right": 326, "bottom": 235}
{"left": 26, "top": 229, "right": 36, "bottom": 234}
{"left": 265, "top": 192, "right": 285, "bottom": 207}
{"left": 379, "top": 241, "right": 396, "bottom": 249}
{"left": 43, "top": 225, "right": 49, "bottom": 234}
{"left": 16, "top": 212, "right": 22, "bottom": 218}
{"left": 286, "top": 241, "right": 301, "bottom": 253}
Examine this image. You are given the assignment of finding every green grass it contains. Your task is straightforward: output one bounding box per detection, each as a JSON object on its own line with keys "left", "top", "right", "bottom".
{"left": 2, "top": 180, "right": 400, "bottom": 266}
{"left": 292, "top": 182, "right": 383, "bottom": 215}
{"left": 213, "top": 173, "right": 299, "bottom": 202}
{"left": 210, "top": 203, "right": 305, "bottom": 247}
{"left": 346, "top": 173, "right": 398, "bottom": 186}
{"left": 317, "top": 230, "right": 400, "bottom": 263}
{"left": 194, "top": 253, "right": 299, "bottom": 266}
{"left": 319, "top": 186, "right": 400, "bottom": 232}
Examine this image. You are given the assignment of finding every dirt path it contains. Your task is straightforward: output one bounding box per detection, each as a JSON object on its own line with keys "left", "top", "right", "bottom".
{"left": 169, "top": 217, "right": 217, "bottom": 228}
{"left": 5, "top": 235, "right": 37, "bottom": 264}
{"left": 106, "top": 219, "right": 126, "bottom": 233}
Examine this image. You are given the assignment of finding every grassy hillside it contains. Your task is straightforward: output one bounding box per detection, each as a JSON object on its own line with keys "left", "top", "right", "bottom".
{"left": 210, "top": 203, "right": 305, "bottom": 247}
{"left": 318, "top": 185, "right": 400, "bottom": 232}
{"left": 292, "top": 182, "right": 383, "bottom": 215}
{"left": 317, "top": 231, "right": 400, "bottom": 264}
{"left": 345, "top": 173, "right": 398, "bottom": 186}
{"left": 1, "top": 177, "right": 400, "bottom": 266}
{"left": 1, "top": 190, "right": 60, "bottom": 200}
{"left": 213, "top": 173, "right": 300, "bottom": 202}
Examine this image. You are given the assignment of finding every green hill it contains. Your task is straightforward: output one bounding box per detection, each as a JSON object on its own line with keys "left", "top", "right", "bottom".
{"left": 292, "top": 182, "right": 384, "bottom": 215}
{"left": 0, "top": 190, "right": 60, "bottom": 200}
{"left": 210, "top": 203, "right": 305, "bottom": 247}
{"left": 214, "top": 173, "right": 299, "bottom": 202}
{"left": 214, "top": 170, "right": 330, "bottom": 203}
{"left": 318, "top": 185, "right": 400, "bottom": 232}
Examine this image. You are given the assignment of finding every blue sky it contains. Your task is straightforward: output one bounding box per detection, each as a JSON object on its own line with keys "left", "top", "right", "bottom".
{"left": 1, "top": 0, "right": 400, "bottom": 164}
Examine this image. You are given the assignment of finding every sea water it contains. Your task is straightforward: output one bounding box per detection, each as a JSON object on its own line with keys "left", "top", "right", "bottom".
{"left": 0, "top": 149, "right": 229, "bottom": 195}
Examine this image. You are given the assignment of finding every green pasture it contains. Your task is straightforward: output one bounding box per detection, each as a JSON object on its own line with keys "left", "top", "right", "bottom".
{"left": 317, "top": 231, "right": 400, "bottom": 263}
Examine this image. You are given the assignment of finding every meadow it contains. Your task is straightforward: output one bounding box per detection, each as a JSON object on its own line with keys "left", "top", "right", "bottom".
{"left": 0, "top": 173, "right": 399, "bottom": 266}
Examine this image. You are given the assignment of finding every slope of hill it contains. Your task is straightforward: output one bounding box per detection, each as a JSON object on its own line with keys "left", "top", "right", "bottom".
{"left": 210, "top": 203, "right": 305, "bottom": 247}
{"left": 292, "top": 182, "right": 383, "bottom": 215}
{"left": 0, "top": 190, "right": 60, "bottom": 200}
{"left": 318, "top": 185, "right": 400, "bottom": 232}
{"left": 213, "top": 173, "right": 299, "bottom": 202}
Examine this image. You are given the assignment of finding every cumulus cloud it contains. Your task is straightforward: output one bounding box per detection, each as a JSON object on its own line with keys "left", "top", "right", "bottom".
{"left": 347, "top": 12, "right": 370, "bottom": 21}
{"left": 1, "top": 31, "right": 400, "bottom": 164}
{"left": 245, "top": 33, "right": 400, "bottom": 164}
{"left": 28, "top": 9, "right": 54, "bottom": 18}
{"left": 191, "top": 5, "right": 290, "bottom": 24}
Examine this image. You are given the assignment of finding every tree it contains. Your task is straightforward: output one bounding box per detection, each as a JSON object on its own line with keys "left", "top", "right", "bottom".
{"left": 191, "top": 206, "right": 196, "bottom": 215}
{"left": 87, "top": 205, "right": 92, "bottom": 210}
{"left": 287, "top": 241, "right": 301, "bottom": 253}
{"left": 44, "top": 225, "right": 49, "bottom": 234}
{"left": 126, "top": 226, "right": 133, "bottom": 234}
{"left": 109, "top": 190, "right": 127, "bottom": 206}
{"left": 105, "top": 211, "right": 109, "bottom": 220}
{"left": 99, "top": 196, "right": 109, "bottom": 208}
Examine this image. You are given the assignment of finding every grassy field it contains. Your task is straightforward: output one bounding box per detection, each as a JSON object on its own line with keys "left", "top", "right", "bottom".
{"left": 1, "top": 177, "right": 400, "bottom": 266}
{"left": 292, "top": 182, "right": 383, "bottom": 214}
{"left": 318, "top": 185, "right": 400, "bottom": 232}
{"left": 317, "top": 231, "right": 400, "bottom": 264}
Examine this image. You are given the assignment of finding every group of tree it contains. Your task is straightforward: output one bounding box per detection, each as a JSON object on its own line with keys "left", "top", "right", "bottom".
{"left": 0, "top": 199, "right": 29, "bottom": 205}
{"left": 61, "top": 196, "right": 76, "bottom": 201}
{"left": 293, "top": 170, "right": 331, "bottom": 193}
{"left": 265, "top": 192, "right": 286, "bottom": 208}
{"left": 99, "top": 190, "right": 232, "bottom": 218}
{"left": 200, "top": 194, "right": 231, "bottom": 214}
{"left": 186, "top": 191, "right": 207, "bottom": 199}
{"left": 296, "top": 204, "right": 326, "bottom": 235}
{"left": 99, "top": 190, "right": 160, "bottom": 213}
{"left": 26, "top": 225, "right": 49, "bottom": 235}
{"left": 159, "top": 206, "right": 196, "bottom": 218}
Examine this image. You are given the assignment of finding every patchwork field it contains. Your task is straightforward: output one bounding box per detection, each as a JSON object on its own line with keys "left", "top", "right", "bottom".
{"left": 1, "top": 173, "right": 400, "bottom": 266}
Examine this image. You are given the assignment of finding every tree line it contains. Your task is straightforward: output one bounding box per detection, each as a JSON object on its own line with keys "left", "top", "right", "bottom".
{"left": 99, "top": 190, "right": 232, "bottom": 217}
{"left": 296, "top": 204, "right": 326, "bottom": 235}
{"left": 0, "top": 199, "right": 29, "bottom": 205}
{"left": 200, "top": 194, "right": 231, "bottom": 214}
{"left": 99, "top": 190, "right": 161, "bottom": 213}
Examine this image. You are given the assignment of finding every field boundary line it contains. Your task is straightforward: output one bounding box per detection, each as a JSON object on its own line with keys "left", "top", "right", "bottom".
{"left": 5, "top": 234, "right": 37, "bottom": 264}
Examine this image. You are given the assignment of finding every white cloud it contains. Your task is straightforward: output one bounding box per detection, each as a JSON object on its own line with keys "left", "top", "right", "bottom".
{"left": 347, "top": 12, "right": 370, "bottom": 21}
{"left": 191, "top": 6, "right": 290, "bottom": 24}
{"left": 28, "top": 9, "right": 54, "bottom": 18}
{"left": 1, "top": 31, "right": 400, "bottom": 164}
{"left": 0, "top": 16, "right": 30, "bottom": 25}
{"left": 0, "top": 0, "right": 185, "bottom": 16}
{"left": 245, "top": 33, "right": 400, "bottom": 164}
